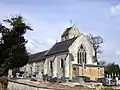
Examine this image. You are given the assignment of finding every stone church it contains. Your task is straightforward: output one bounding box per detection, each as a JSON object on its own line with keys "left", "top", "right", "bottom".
{"left": 20, "top": 24, "right": 104, "bottom": 80}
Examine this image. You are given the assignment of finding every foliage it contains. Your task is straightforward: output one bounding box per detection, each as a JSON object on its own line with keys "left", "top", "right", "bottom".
{"left": 0, "top": 15, "right": 32, "bottom": 76}
{"left": 0, "top": 76, "right": 8, "bottom": 88}
{"left": 98, "top": 60, "right": 106, "bottom": 66}
{"left": 86, "top": 34, "right": 104, "bottom": 63}
{"left": 105, "top": 62, "right": 120, "bottom": 75}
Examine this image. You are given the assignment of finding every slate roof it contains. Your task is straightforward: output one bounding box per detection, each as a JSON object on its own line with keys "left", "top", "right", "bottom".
{"left": 28, "top": 50, "right": 48, "bottom": 63}
{"left": 45, "top": 37, "right": 77, "bottom": 56}
{"left": 61, "top": 27, "right": 72, "bottom": 37}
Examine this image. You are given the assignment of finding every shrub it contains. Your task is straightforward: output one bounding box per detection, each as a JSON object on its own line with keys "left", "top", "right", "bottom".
{"left": 0, "top": 76, "right": 8, "bottom": 88}
{"left": 43, "top": 74, "right": 49, "bottom": 81}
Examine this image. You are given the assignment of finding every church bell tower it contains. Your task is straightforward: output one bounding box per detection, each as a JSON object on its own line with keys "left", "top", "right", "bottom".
{"left": 61, "top": 24, "right": 81, "bottom": 41}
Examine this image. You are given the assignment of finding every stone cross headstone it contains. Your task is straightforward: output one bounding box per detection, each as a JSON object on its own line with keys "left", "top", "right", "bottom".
{"left": 116, "top": 76, "right": 119, "bottom": 86}
{"left": 109, "top": 74, "right": 111, "bottom": 78}
{"left": 108, "top": 74, "right": 111, "bottom": 85}
{"left": 106, "top": 74, "right": 108, "bottom": 78}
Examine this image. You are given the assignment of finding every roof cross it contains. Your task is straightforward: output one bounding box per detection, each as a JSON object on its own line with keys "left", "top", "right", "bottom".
{"left": 70, "top": 20, "right": 72, "bottom": 26}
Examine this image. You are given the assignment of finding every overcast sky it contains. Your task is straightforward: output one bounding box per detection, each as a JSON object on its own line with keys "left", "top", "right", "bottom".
{"left": 0, "top": 0, "right": 120, "bottom": 63}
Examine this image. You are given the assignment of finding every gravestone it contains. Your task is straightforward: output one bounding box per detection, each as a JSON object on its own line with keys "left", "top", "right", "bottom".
{"left": 115, "top": 76, "right": 119, "bottom": 85}
{"left": 8, "top": 69, "right": 13, "bottom": 78}
{"left": 16, "top": 73, "right": 20, "bottom": 78}
{"left": 36, "top": 72, "right": 43, "bottom": 81}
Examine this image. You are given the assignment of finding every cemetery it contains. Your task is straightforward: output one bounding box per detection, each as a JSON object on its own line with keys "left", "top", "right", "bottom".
{"left": 6, "top": 70, "right": 120, "bottom": 90}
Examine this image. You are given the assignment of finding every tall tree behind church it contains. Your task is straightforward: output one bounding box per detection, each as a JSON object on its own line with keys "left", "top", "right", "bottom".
{"left": 86, "top": 34, "right": 104, "bottom": 63}
{"left": 0, "top": 15, "right": 33, "bottom": 76}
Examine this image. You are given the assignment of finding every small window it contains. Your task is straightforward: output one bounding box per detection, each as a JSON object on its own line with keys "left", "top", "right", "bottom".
{"left": 61, "top": 59, "right": 64, "bottom": 68}
{"left": 30, "top": 67, "right": 32, "bottom": 73}
{"left": 50, "top": 61, "right": 53, "bottom": 69}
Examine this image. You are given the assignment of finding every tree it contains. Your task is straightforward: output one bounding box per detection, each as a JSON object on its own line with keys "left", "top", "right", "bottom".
{"left": 98, "top": 60, "right": 106, "bottom": 66}
{"left": 86, "top": 34, "right": 104, "bottom": 63}
{"left": 105, "top": 62, "right": 120, "bottom": 78}
{"left": 0, "top": 15, "right": 32, "bottom": 76}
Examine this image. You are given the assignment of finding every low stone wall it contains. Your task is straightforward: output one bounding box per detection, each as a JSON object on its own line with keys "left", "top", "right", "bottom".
{"left": 8, "top": 80, "right": 52, "bottom": 90}
{"left": 6, "top": 79, "right": 103, "bottom": 90}
{"left": 4, "top": 79, "right": 120, "bottom": 90}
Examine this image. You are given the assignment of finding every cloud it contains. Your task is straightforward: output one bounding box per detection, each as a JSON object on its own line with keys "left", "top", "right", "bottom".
{"left": 116, "top": 51, "right": 120, "bottom": 55}
{"left": 46, "top": 38, "right": 56, "bottom": 45}
{"left": 110, "top": 3, "right": 120, "bottom": 18}
{"left": 26, "top": 38, "right": 56, "bottom": 54}
{"left": 0, "top": 3, "right": 69, "bottom": 54}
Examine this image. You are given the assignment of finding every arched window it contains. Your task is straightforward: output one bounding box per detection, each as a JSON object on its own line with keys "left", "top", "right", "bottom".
{"left": 60, "top": 59, "right": 64, "bottom": 68}
{"left": 49, "top": 61, "right": 53, "bottom": 69}
{"left": 77, "top": 44, "right": 87, "bottom": 64}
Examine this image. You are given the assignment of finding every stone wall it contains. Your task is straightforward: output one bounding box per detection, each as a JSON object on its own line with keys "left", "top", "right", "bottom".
{"left": 73, "top": 66, "right": 104, "bottom": 80}
{"left": 69, "top": 35, "right": 95, "bottom": 65}
{"left": 20, "top": 60, "right": 44, "bottom": 77}
{"left": 8, "top": 80, "right": 52, "bottom": 90}
{"left": 44, "top": 52, "right": 69, "bottom": 78}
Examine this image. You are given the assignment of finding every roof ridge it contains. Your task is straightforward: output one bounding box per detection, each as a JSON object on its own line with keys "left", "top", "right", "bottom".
{"left": 45, "top": 37, "right": 78, "bottom": 56}
{"left": 30, "top": 50, "right": 48, "bottom": 56}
